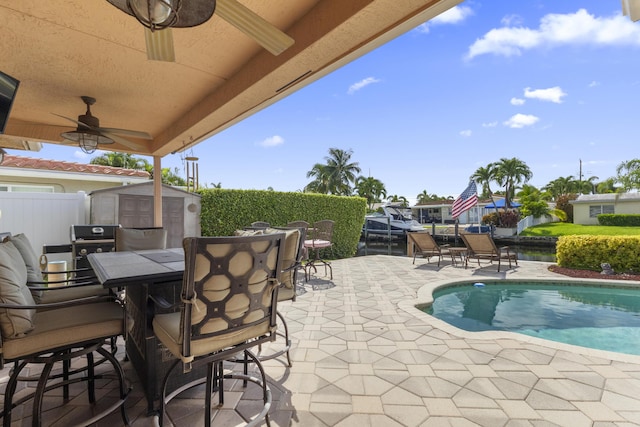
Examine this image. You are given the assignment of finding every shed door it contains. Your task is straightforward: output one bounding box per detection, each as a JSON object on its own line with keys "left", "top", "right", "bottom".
{"left": 118, "top": 195, "right": 184, "bottom": 248}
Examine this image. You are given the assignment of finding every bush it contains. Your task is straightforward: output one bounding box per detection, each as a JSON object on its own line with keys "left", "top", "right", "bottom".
{"left": 555, "top": 194, "right": 577, "bottom": 223}
{"left": 598, "top": 214, "right": 640, "bottom": 226}
{"left": 482, "top": 212, "right": 499, "bottom": 226}
{"left": 197, "top": 189, "right": 367, "bottom": 258}
{"left": 556, "top": 235, "right": 640, "bottom": 272}
{"left": 498, "top": 210, "right": 520, "bottom": 228}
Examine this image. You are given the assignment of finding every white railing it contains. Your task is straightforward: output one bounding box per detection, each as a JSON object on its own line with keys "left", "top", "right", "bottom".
{"left": 516, "top": 214, "right": 555, "bottom": 235}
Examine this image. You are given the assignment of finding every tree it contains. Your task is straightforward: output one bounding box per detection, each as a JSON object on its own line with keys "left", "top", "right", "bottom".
{"left": 517, "top": 184, "right": 545, "bottom": 217}
{"left": 158, "top": 167, "right": 186, "bottom": 186}
{"left": 305, "top": 148, "right": 361, "bottom": 195}
{"left": 387, "top": 194, "right": 408, "bottom": 208}
{"left": 543, "top": 176, "right": 577, "bottom": 200}
{"left": 355, "top": 176, "right": 387, "bottom": 210}
{"left": 90, "top": 152, "right": 186, "bottom": 185}
{"left": 595, "top": 178, "right": 619, "bottom": 194}
{"left": 304, "top": 164, "right": 330, "bottom": 194}
{"left": 616, "top": 159, "right": 640, "bottom": 191}
{"left": 470, "top": 165, "right": 496, "bottom": 199}
{"left": 416, "top": 190, "right": 446, "bottom": 204}
{"left": 579, "top": 175, "right": 599, "bottom": 195}
{"left": 90, "top": 152, "right": 148, "bottom": 170}
{"left": 492, "top": 157, "right": 532, "bottom": 208}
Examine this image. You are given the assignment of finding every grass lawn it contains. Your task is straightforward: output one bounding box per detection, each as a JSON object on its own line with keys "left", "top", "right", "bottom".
{"left": 520, "top": 222, "right": 640, "bottom": 237}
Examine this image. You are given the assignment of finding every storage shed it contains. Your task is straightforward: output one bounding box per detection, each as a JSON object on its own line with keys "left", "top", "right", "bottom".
{"left": 89, "top": 182, "right": 201, "bottom": 248}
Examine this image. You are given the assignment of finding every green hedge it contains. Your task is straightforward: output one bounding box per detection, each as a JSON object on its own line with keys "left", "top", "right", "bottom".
{"left": 197, "top": 189, "right": 367, "bottom": 258}
{"left": 556, "top": 235, "right": 640, "bottom": 272}
{"left": 598, "top": 214, "right": 640, "bottom": 226}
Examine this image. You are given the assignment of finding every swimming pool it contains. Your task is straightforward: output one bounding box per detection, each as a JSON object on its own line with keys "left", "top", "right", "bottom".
{"left": 424, "top": 281, "right": 640, "bottom": 356}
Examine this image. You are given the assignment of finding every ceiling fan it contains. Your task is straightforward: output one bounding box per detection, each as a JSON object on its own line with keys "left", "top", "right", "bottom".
{"left": 106, "top": 0, "right": 295, "bottom": 62}
{"left": 56, "top": 96, "right": 152, "bottom": 154}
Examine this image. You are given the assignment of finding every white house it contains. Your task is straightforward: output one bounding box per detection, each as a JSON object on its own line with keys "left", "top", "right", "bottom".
{"left": 571, "top": 193, "right": 640, "bottom": 225}
{"left": 0, "top": 155, "right": 150, "bottom": 193}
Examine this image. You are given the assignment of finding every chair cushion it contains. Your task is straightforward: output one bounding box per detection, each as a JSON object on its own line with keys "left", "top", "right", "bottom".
{"left": 7, "top": 234, "right": 43, "bottom": 283}
{"left": 38, "top": 285, "right": 110, "bottom": 305}
{"left": 153, "top": 312, "right": 273, "bottom": 362}
{"left": 0, "top": 241, "right": 36, "bottom": 338}
{"left": 305, "top": 239, "right": 331, "bottom": 249}
{"left": 234, "top": 229, "right": 263, "bottom": 236}
{"left": 2, "top": 301, "right": 123, "bottom": 360}
{"left": 116, "top": 228, "right": 167, "bottom": 251}
{"left": 264, "top": 228, "right": 300, "bottom": 300}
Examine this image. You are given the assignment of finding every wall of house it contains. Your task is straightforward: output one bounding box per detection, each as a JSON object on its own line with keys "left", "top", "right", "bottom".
{"left": 0, "top": 174, "right": 144, "bottom": 193}
{"left": 573, "top": 201, "right": 640, "bottom": 225}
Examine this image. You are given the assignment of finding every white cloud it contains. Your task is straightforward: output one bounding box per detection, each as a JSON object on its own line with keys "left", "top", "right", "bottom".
{"left": 503, "top": 113, "right": 540, "bottom": 128}
{"left": 482, "top": 121, "right": 498, "bottom": 128}
{"left": 74, "top": 151, "right": 88, "bottom": 159}
{"left": 347, "top": 77, "right": 381, "bottom": 94}
{"left": 466, "top": 9, "right": 640, "bottom": 60}
{"left": 510, "top": 97, "right": 525, "bottom": 105}
{"left": 415, "top": 5, "right": 473, "bottom": 33}
{"left": 524, "top": 86, "right": 567, "bottom": 103}
{"left": 258, "top": 135, "right": 284, "bottom": 147}
{"left": 501, "top": 14, "right": 523, "bottom": 27}
{"left": 459, "top": 129, "right": 472, "bottom": 137}
{"left": 588, "top": 80, "right": 600, "bottom": 87}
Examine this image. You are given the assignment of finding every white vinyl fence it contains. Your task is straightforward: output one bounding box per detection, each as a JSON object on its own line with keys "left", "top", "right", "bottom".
{"left": 0, "top": 191, "right": 89, "bottom": 263}
{"left": 516, "top": 214, "right": 555, "bottom": 235}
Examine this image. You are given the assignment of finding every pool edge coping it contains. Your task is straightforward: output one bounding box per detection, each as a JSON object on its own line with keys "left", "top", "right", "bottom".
{"left": 399, "top": 275, "right": 640, "bottom": 364}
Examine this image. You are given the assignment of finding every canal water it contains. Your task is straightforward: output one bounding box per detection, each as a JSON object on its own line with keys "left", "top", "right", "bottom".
{"left": 356, "top": 238, "right": 556, "bottom": 263}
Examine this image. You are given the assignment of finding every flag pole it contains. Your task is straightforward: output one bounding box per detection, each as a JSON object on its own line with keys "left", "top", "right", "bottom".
{"left": 474, "top": 180, "right": 480, "bottom": 233}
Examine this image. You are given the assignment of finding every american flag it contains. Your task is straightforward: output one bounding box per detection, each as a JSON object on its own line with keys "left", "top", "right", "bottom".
{"left": 451, "top": 181, "right": 478, "bottom": 218}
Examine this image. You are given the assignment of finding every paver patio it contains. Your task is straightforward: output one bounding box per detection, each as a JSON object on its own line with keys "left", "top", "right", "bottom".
{"left": 3, "top": 255, "right": 640, "bottom": 426}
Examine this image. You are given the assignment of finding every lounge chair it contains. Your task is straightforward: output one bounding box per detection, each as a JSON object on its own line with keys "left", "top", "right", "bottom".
{"left": 460, "top": 233, "right": 518, "bottom": 272}
{"left": 408, "top": 232, "right": 450, "bottom": 267}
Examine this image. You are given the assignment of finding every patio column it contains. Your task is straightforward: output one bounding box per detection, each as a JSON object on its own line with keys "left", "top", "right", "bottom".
{"left": 154, "top": 155, "right": 163, "bottom": 227}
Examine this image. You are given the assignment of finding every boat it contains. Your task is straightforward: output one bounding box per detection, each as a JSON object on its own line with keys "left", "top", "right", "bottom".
{"left": 363, "top": 205, "right": 425, "bottom": 236}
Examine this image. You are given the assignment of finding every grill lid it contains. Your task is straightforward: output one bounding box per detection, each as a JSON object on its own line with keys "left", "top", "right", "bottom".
{"left": 70, "top": 224, "right": 119, "bottom": 242}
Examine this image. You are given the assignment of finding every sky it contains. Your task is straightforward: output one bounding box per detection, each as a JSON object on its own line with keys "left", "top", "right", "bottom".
{"left": 11, "top": 1, "right": 640, "bottom": 204}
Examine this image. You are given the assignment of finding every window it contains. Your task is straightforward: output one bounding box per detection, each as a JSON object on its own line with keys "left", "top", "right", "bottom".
{"left": 0, "top": 184, "right": 54, "bottom": 193}
{"left": 589, "top": 205, "right": 614, "bottom": 218}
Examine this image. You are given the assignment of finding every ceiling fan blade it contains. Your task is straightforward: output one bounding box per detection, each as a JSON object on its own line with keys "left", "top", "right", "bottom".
{"left": 101, "top": 131, "right": 144, "bottom": 150}
{"left": 51, "top": 113, "right": 97, "bottom": 130}
{"left": 98, "top": 127, "right": 153, "bottom": 140}
{"left": 145, "top": 27, "right": 176, "bottom": 62}
{"left": 216, "top": 0, "right": 294, "bottom": 56}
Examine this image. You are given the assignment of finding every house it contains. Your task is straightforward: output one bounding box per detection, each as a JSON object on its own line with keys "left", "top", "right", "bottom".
{"left": 412, "top": 199, "right": 510, "bottom": 225}
{"left": 0, "top": 155, "right": 150, "bottom": 193}
{"left": 571, "top": 193, "right": 640, "bottom": 225}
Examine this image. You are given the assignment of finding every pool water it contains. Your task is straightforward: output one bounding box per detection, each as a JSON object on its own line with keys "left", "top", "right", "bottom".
{"left": 425, "top": 282, "right": 640, "bottom": 356}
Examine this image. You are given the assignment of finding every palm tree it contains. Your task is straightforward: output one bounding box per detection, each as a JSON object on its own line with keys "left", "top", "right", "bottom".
{"left": 355, "top": 176, "right": 387, "bottom": 210}
{"left": 542, "top": 176, "right": 578, "bottom": 200}
{"left": 416, "top": 190, "right": 431, "bottom": 205}
{"left": 90, "top": 152, "right": 148, "bottom": 170}
{"left": 492, "top": 157, "right": 532, "bottom": 208}
{"left": 387, "top": 194, "right": 408, "bottom": 208}
{"left": 305, "top": 148, "right": 361, "bottom": 195}
{"left": 470, "top": 165, "right": 496, "bottom": 199}
{"left": 305, "top": 164, "right": 331, "bottom": 193}
{"left": 596, "top": 178, "right": 619, "bottom": 194}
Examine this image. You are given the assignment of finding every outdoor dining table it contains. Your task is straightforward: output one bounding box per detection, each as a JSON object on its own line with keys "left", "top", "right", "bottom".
{"left": 88, "top": 248, "right": 202, "bottom": 414}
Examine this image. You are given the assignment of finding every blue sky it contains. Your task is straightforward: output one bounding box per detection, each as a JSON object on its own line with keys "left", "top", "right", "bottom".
{"left": 13, "top": 1, "right": 640, "bottom": 203}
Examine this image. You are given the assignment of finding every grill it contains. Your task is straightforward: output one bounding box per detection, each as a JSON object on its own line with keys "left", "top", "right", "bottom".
{"left": 70, "top": 225, "right": 119, "bottom": 270}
